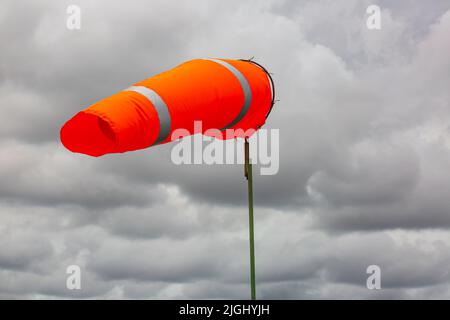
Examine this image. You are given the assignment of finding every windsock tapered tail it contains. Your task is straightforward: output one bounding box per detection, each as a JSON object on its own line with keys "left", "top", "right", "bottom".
{"left": 60, "top": 58, "right": 274, "bottom": 157}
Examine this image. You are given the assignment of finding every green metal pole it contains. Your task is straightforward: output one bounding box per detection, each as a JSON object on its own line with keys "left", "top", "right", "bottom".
{"left": 245, "top": 139, "right": 256, "bottom": 300}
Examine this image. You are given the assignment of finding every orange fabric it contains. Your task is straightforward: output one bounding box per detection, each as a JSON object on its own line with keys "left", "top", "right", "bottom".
{"left": 60, "top": 59, "right": 272, "bottom": 157}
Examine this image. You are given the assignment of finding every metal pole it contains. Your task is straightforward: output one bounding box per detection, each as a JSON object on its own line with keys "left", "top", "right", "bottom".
{"left": 244, "top": 139, "right": 256, "bottom": 300}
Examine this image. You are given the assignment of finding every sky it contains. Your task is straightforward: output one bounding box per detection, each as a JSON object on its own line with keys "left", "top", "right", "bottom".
{"left": 1, "top": 0, "right": 450, "bottom": 299}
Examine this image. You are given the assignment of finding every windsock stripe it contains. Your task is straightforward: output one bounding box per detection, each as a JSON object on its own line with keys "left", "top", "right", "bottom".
{"left": 124, "top": 86, "right": 171, "bottom": 145}
{"left": 205, "top": 59, "right": 252, "bottom": 130}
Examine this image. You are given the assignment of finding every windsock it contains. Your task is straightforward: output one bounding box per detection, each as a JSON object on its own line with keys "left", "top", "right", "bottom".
{"left": 60, "top": 58, "right": 274, "bottom": 157}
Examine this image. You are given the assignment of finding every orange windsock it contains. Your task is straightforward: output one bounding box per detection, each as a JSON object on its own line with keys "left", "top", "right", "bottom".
{"left": 60, "top": 58, "right": 274, "bottom": 157}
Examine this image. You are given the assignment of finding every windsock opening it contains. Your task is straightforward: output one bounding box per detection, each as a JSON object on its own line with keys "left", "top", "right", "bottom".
{"left": 60, "top": 112, "right": 117, "bottom": 157}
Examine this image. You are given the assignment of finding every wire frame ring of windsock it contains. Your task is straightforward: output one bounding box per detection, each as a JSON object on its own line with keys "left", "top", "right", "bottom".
{"left": 60, "top": 58, "right": 275, "bottom": 157}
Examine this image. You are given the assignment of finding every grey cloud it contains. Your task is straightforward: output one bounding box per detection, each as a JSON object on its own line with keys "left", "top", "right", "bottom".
{"left": 87, "top": 237, "right": 224, "bottom": 282}
{"left": 322, "top": 232, "right": 450, "bottom": 289}
{"left": 308, "top": 140, "right": 420, "bottom": 207}
{"left": 0, "top": 231, "right": 53, "bottom": 271}
{"left": 1, "top": 0, "right": 450, "bottom": 299}
{"left": 314, "top": 132, "right": 450, "bottom": 231}
{"left": 0, "top": 142, "right": 166, "bottom": 210}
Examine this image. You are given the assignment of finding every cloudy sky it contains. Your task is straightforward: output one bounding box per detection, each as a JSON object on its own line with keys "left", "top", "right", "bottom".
{"left": 1, "top": 0, "right": 450, "bottom": 299}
